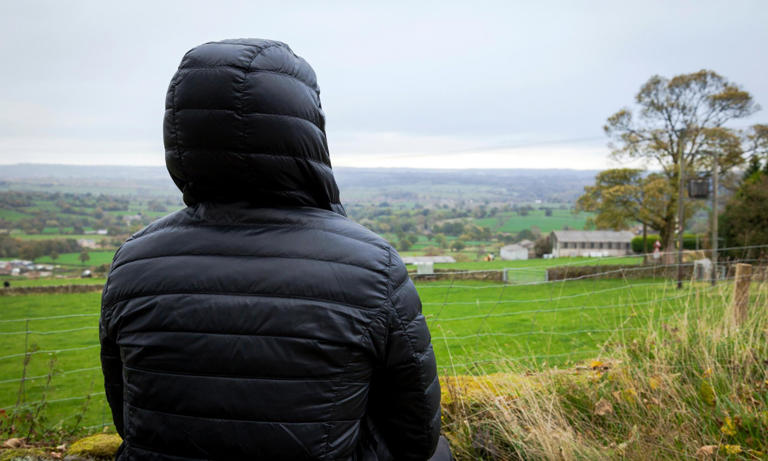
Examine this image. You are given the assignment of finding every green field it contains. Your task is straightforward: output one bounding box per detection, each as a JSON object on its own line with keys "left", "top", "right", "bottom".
{"left": 34, "top": 251, "right": 115, "bottom": 267}
{"left": 0, "top": 277, "right": 107, "bottom": 287}
{"left": 9, "top": 232, "right": 111, "bottom": 241}
{"left": 0, "top": 271, "right": 726, "bottom": 434}
{"left": 474, "top": 208, "right": 590, "bottom": 233}
{"left": 0, "top": 292, "right": 109, "bottom": 433}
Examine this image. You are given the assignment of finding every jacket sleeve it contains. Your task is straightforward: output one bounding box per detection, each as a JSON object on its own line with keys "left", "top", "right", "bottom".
{"left": 100, "top": 261, "right": 125, "bottom": 437}
{"left": 369, "top": 250, "right": 441, "bottom": 460}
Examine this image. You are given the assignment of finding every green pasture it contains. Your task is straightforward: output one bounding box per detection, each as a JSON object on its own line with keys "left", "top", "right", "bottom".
{"left": 0, "top": 209, "right": 33, "bottom": 222}
{"left": 0, "top": 273, "right": 729, "bottom": 434}
{"left": 474, "top": 208, "right": 590, "bottom": 233}
{"left": 421, "top": 278, "right": 725, "bottom": 373}
{"left": 34, "top": 251, "right": 115, "bottom": 267}
{"left": 0, "top": 277, "right": 106, "bottom": 287}
{"left": 9, "top": 232, "right": 111, "bottom": 241}
{"left": 0, "top": 293, "right": 109, "bottom": 433}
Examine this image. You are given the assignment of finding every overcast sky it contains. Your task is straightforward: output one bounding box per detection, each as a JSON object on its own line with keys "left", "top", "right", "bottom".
{"left": 0, "top": 1, "right": 766, "bottom": 170}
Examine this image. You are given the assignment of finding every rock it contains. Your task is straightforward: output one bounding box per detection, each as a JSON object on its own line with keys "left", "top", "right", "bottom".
{"left": 67, "top": 434, "right": 122, "bottom": 459}
{"left": 594, "top": 398, "right": 614, "bottom": 416}
{"left": 2, "top": 438, "right": 24, "bottom": 448}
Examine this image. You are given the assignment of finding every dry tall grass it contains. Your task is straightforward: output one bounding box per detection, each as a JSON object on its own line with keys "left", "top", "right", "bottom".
{"left": 440, "top": 280, "right": 768, "bottom": 460}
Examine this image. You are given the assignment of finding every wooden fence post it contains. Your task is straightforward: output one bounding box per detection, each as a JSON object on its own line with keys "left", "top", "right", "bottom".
{"left": 731, "top": 263, "right": 752, "bottom": 325}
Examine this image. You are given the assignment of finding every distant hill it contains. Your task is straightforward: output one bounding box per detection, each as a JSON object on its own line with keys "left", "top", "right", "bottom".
{"left": 0, "top": 164, "right": 599, "bottom": 203}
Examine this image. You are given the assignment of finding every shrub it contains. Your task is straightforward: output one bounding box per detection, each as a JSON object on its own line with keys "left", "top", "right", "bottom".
{"left": 631, "top": 234, "right": 704, "bottom": 253}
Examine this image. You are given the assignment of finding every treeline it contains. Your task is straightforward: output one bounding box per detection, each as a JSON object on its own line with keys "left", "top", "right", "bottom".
{"left": 0, "top": 191, "right": 179, "bottom": 237}
{"left": 631, "top": 234, "right": 708, "bottom": 253}
{"left": 0, "top": 234, "right": 80, "bottom": 260}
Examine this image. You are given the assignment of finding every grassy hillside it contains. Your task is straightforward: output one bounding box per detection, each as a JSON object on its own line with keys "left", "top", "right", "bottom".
{"left": 441, "top": 282, "right": 768, "bottom": 459}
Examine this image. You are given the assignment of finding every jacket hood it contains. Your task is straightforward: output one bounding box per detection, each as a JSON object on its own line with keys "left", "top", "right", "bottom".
{"left": 164, "top": 39, "right": 345, "bottom": 216}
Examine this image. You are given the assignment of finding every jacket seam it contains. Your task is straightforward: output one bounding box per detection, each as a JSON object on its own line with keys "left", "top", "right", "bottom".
{"left": 123, "top": 219, "right": 388, "bottom": 252}
{"left": 124, "top": 365, "right": 367, "bottom": 384}
{"left": 320, "top": 350, "right": 358, "bottom": 460}
{"left": 121, "top": 329, "right": 363, "bottom": 346}
{"left": 175, "top": 108, "right": 323, "bottom": 132}
{"left": 171, "top": 70, "right": 184, "bottom": 181}
{"left": 109, "top": 251, "right": 386, "bottom": 276}
{"left": 172, "top": 150, "right": 330, "bottom": 167}
{"left": 236, "top": 44, "right": 282, "bottom": 150}
{"left": 125, "top": 400, "right": 357, "bottom": 425}
{"left": 319, "top": 255, "right": 385, "bottom": 459}
{"left": 103, "top": 289, "right": 378, "bottom": 314}
{"left": 177, "top": 66, "right": 314, "bottom": 88}
{"left": 385, "top": 247, "right": 436, "bottom": 452}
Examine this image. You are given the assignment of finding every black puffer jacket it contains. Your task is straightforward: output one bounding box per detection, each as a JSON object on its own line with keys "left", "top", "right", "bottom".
{"left": 100, "top": 39, "right": 441, "bottom": 460}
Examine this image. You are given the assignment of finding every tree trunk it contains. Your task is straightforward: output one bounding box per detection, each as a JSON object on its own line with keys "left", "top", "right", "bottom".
{"left": 661, "top": 207, "right": 677, "bottom": 265}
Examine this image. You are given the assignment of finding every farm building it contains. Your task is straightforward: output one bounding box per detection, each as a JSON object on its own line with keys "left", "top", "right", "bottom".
{"left": 500, "top": 244, "right": 529, "bottom": 260}
{"left": 550, "top": 230, "right": 634, "bottom": 257}
{"left": 401, "top": 256, "right": 456, "bottom": 264}
{"left": 517, "top": 239, "right": 536, "bottom": 258}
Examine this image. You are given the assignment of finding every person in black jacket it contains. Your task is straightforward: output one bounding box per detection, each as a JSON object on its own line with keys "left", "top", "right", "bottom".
{"left": 100, "top": 39, "right": 448, "bottom": 460}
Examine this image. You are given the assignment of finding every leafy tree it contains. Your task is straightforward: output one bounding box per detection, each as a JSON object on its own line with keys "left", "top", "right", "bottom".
{"left": 396, "top": 238, "right": 412, "bottom": 252}
{"left": 720, "top": 172, "right": 768, "bottom": 258}
{"left": 534, "top": 236, "right": 552, "bottom": 257}
{"left": 576, "top": 169, "right": 687, "bottom": 252}
{"left": 744, "top": 123, "right": 768, "bottom": 163}
{"left": 605, "top": 70, "right": 759, "bottom": 251}
{"left": 79, "top": 251, "right": 90, "bottom": 264}
{"left": 433, "top": 233, "right": 447, "bottom": 249}
{"left": 741, "top": 155, "right": 762, "bottom": 181}
{"left": 451, "top": 240, "right": 466, "bottom": 252}
{"left": 50, "top": 250, "right": 59, "bottom": 262}
{"left": 516, "top": 228, "right": 537, "bottom": 242}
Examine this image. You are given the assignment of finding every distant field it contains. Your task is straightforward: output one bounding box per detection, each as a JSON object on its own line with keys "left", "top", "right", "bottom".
{"left": 35, "top": 250, "right": 115, "bottom": 267}
{"left": 0, "top": 276, "right": 106, "bottom": 287}
{"left": 474, "top": 208, "right": 590, "bottom": 233}
{"left": 0, "top": 209, "right": 33, "bottom": 221}
{"left": 10, "top": 231, "right": 111, "bottom": 241}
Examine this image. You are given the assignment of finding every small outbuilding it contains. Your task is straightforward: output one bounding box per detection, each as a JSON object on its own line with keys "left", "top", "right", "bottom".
{"left": 500, "top": 244, "right": 529, "bottom": 261}
{"left": 517, "top": 239, "right": 536, "bottom": 258}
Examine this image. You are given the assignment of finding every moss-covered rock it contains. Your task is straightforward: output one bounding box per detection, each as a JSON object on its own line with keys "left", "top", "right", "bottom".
{"left": 67, "top": 434, "right": 121, "bottom": 459}
{"left": 0, "top": 447, "right": 50, "bottom": 461}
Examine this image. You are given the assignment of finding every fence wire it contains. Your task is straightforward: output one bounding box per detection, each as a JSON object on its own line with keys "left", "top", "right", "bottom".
{"left": 0, "top": 248, "right": 764, "bottom": 436}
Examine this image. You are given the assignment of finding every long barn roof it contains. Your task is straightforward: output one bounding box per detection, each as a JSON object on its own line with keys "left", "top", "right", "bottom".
{"left": 551, "top": 230, "right": 635, "bottom": 242}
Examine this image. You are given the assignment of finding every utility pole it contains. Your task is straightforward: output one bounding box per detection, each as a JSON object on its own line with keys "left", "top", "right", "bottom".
{"left": 676, "top": 133, "right": 686, "bottom": 290}
{"left": 711, "top": 151, "right": 719, "bottom": 286}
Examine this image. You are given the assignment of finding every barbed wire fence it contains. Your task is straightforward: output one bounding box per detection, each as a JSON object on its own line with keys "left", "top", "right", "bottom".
{"left": 0, "top": 244, "right": 765, "bottom": 435}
